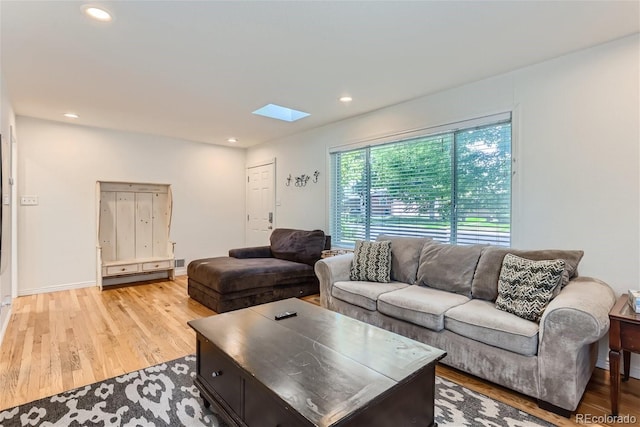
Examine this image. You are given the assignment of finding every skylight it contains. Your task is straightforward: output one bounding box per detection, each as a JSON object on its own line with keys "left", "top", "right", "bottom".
{"left": 252, "top": 104, "right": 310, "bottom": 122}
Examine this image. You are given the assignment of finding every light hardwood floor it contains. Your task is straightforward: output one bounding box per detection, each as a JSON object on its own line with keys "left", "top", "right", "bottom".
{"left": 1, "top": 278, "right": 638, "bottom": 426}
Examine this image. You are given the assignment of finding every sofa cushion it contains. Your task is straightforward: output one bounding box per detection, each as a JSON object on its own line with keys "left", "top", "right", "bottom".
{"left": 416, "top": 240, "right": 485, "bottom": 296}
{"left": 445, "top": 299, "right": 540, "bottom": 356}
{"left": 350, "top": 240, "right": 392, "bottom": 283}
{"left": 187, "top": 256, "right": 316, "bottom": 293}
{"left": 376, "top": 235, "right": 430, "bottom": 284}
{"left": 270, "top": 228, "right": 326, "bottom": 266}
{"left": 332, "top": 281, "right": 409, "bottom": 311}
{"left": 229, "top": 245, "right": 272, "bottom": 259}
{"left": 471, "top": 247, "right": 584, "bottom": 301}
{"left": 378, "top": 286, "right": 470, "bottom": 331}
{"left": 495, "top": 254, "right": 565, "bottom": 322}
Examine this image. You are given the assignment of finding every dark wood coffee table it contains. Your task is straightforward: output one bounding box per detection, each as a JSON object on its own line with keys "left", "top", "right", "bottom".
{"left": 188, "top": 298, "right": 446, "bottom": 427}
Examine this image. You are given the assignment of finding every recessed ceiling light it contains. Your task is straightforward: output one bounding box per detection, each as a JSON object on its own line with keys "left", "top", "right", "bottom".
{"left": 82, "top": 5, "right": 113, "bottom": 22}
{"left": 227, "top": 138, "right": 238, "bottom": 143}
{"left": 252, "top": 104, "right": 310, "bottom": 122}
{"left": 63, "top": 113, "right": 79, "bottom": 119}
{"left": 339, "top": 96, "right": 353, "bottom": 103}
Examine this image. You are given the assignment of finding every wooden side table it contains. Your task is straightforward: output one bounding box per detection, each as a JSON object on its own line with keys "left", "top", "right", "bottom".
{"left": 608, "top": 294, "right": 640, "bottom": 415}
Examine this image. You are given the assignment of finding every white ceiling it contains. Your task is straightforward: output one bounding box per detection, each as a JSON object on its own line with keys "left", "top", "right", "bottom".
{"left": 1, "top": 1, "right": 638, "bottom": 148}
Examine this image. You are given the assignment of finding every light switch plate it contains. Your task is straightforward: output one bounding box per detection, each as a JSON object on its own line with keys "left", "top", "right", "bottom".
{"left": 21, "top": 195, "right": 39, "bottom": 206}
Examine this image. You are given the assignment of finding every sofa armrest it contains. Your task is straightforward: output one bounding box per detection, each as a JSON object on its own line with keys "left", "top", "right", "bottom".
{"left": 537, "top": 276, "right": 616, "bottom": 411}
{"left": 229, "top": 246, "right": 273, "bottom": 259}
{"left": 314, "top": 254, "right": 353, "bottom": 308}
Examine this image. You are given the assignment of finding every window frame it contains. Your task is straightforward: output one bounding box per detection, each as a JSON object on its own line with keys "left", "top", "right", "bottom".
{"left": 329, "top": 112, "right": 513, "bottom": 248}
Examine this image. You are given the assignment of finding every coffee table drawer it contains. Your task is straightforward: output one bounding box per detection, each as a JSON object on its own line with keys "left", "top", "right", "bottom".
{"left": 199, "top": 338, "right": 242, "bottom": 415}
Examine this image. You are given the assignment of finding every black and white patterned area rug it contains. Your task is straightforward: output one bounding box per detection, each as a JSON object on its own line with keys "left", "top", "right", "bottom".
{"left": 0, "top": 355, "right": 554, "bottom": 427}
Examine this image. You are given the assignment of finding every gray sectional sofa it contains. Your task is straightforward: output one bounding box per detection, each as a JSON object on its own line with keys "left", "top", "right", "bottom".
{"left": 314, "top": 236, "right": 616, "bottom": 415}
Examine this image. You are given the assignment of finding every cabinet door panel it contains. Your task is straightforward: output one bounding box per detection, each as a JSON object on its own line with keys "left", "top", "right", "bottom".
{"left": 200, "top": 339, "right": 243, "bottom": 415}
{"left": 116, "top": 192, "right": 136, "bottom": 260}
{"left": 99, "top": 191, "right": 117, "bottom": 262}
{"left": 135, "top": 193, "right": 153, "bottom": 258}
{"left": 152, "top": 192, "right": 170, "bottom": 257}
{"left": 245, "top": 382, "right": 306, "bottom": 426}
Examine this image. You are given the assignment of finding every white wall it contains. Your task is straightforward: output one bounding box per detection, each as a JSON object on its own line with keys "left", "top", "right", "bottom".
{"left": 0, "top": 71, "right": 17, "bottom": 342}
{"left": 248, "top": 34, "right": 640, "bottom": 374}
{"left": 16, "top": 117, "right": 247, "bottom": 294}
{"left": 250, "top": 139, "right": 329, "bottom": 231}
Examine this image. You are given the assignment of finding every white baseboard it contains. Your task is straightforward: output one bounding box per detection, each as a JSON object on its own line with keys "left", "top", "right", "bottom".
{"left": 597, "top": 355, "right": 640, "bottom": 380}
{"left": 19, "top": 270, "right": 188, "bottom": 296}
{"left": 18, "top": 280, "right": 95, "bottom": 296}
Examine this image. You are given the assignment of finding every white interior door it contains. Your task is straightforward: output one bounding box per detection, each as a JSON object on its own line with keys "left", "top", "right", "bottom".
{"left": 246, "top": 162, "right": 275, "bottom": 246}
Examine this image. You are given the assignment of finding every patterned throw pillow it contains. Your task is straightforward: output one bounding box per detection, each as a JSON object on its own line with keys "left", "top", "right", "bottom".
{"left": 350, "top": 240, "right": 392, "bottom": 283}
{"left": 495, "top": 254, "right": 566, "bottom": 322}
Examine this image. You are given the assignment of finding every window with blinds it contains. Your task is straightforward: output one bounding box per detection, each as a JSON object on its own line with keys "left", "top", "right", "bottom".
{"left": 330, "top": 116, "right": 511, "bottom": 247}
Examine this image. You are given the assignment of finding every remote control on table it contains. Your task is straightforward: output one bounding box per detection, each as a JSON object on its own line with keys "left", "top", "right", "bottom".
{"left": 275, "top": 311, "right": 297, "bottom": 320}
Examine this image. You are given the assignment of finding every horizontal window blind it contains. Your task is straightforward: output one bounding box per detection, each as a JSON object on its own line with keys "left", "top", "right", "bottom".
{"left": 331, "top": 149, "right": 368, "bottom": 243}
{"left": 454, "top": 122, "right": 512, "bottom": 245}
{"left": 331, "top": 116, "right": 511, "bottom": 247}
